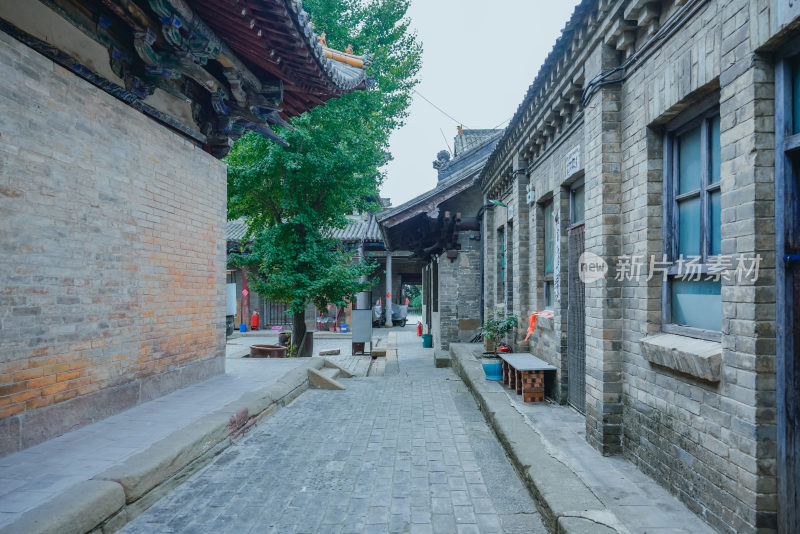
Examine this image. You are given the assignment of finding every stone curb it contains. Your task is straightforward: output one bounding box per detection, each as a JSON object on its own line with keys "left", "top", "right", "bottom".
{"left": 449, "top": 343, "right": 621, "bottom": 534}
{"left": 433, "top": 350, "right": 451, "bottom": 368}
{"left": 1, "top": 358, "right": 326, "bottom": 534}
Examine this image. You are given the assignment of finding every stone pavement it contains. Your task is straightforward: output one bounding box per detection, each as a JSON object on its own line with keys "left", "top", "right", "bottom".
{"left": 450, "top": 343, "right": 717, "bottom": 534}
{"left": 120, "top": 331, "right": 545, "bottom": 534}
{"left": 0, "top": 357, "right": 307, "bottom": 531}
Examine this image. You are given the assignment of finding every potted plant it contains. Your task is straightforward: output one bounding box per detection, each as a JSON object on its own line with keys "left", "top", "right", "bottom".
{"left": 479, "top": 311, "right": 518, "bottom": 380}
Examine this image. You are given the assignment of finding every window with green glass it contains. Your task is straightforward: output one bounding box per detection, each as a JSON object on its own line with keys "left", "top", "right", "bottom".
{"left": 665, "top": 108, "right": 722, "bottom": 338}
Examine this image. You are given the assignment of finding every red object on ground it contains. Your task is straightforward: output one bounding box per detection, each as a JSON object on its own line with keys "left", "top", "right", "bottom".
{"left": 250, "top": 311, "right": 259, "bottom": 330}
{"left": 416, "top": 322, "right": 422, "bottom": 337}
{"left": 498, "top": 344, "right": 511, "bottom": 353}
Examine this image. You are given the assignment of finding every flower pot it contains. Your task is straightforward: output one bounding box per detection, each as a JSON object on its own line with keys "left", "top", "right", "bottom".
{"left": 483, "top": 338, "right": 495, "bottom": 353}
{"left": 481, "top": 356, "right": 503, "bottom": 381}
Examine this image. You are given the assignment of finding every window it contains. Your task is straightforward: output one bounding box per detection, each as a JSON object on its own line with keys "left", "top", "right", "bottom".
{"left": 543, "top": 201, "right": 554, "bottom": 308}
{"left": 664, "top": 107, "right": 722, "bottom": 339}
{"left": 497, "top": 226, "right": 505, "bottom": 302}
{"left": 506, "top": 222, "right": 514, "bottom": 306}
{"left": 570, "top": 183, "right": 585, "bottom": 226}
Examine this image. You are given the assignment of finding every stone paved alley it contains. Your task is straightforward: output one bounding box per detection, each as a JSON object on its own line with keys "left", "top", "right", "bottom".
{"left": 120, "top": 330, "right": 544, "bottom": 534}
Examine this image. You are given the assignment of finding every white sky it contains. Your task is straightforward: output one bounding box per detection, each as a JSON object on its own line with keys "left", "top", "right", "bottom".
{"left": 380, "top": 0, "right": 582, "bottom": 206}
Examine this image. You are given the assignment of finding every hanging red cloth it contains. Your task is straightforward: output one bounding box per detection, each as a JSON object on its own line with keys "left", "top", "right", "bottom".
{"left": 524, "top": 311, "right": 554, "bottom": 341}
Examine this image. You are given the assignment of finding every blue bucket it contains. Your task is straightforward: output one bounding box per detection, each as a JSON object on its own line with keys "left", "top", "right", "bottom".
{"left": 239, "top": 323, "right": 246, "bottom": 333}
{"left": 340, "top": 324, "right": 349, "bottom": 333}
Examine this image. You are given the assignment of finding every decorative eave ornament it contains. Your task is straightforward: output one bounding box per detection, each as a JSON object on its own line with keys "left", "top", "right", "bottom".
{"left": 0, "top": 0, "right": 368, "bottom": 158}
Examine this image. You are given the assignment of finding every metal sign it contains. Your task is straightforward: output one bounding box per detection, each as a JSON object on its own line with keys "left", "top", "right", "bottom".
{"left": 241, "top": 289, "right": 249, "bottom": 296}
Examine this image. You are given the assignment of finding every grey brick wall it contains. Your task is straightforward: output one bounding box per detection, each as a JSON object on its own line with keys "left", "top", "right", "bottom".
{"left": 0, "top": 31, "right": 227, "bottom": 456}
{"left": 478, "top": 1, "right": 788, "bottom": 531}
{"left": 435, "top": 231, "right": 482, "bottom": 351}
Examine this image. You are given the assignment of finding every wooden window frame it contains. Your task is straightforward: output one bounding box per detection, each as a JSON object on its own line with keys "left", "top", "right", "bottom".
{"left": 662, "top": 99, "right": 722, "bottom": 342}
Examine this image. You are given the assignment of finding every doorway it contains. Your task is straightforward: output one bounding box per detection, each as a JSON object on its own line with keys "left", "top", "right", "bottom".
{"left": 567, "top": 184, "right": 586, "bottom": 413}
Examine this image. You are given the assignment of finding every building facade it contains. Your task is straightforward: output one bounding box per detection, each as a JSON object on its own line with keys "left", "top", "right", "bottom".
{"left": 379, "top": 129, "right": 502, "bottom": 351}
{"left": 480, "top": 1, "right": 799, "bottom": 532}
{"left": 0, "top": 0, "right": 364, "bottom": 456}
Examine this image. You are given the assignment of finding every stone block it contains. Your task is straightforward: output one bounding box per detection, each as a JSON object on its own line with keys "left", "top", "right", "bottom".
{"left": 640, "top": 334, "right": 722, "bottom": 382}
{"left": 1, "top": 480, "right": 124, "bottom": 534}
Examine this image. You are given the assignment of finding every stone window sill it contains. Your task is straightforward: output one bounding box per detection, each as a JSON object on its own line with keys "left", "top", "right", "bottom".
{"left": 536, "top": 315, "right": 554, "bottom": 331}
{"left": 639, "top": 333, "right": 722, "bottom": 382}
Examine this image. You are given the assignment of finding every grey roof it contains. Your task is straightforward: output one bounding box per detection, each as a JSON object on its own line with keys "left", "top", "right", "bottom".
{"left": 437, "top": 130, "right": 503, "bottom": 181}
{"left": 227, "top": 218, "right": 248, "bottom": 242}
{"left": 453, "top": 130, "right": 504, "bottom": 158}
{"left": 228, "top": 214, "right": 382, "bottom": 245}
{"left": 480, "top": 0, "right": 593, "bottom": 186}
{"left": 331, "top": 213, "right": 382, "bottom": 243}
{"left": 378, "top": 131, "right": 499, "bottom": 227}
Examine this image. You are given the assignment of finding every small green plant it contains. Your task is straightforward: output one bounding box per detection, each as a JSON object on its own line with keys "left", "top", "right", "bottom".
{"left": 479, "top": 310, "right": 518, "bottom": 355}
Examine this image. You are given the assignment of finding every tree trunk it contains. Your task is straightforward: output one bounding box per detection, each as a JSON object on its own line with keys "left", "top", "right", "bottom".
{"left": 292, "top": 310, "right": 312, "bottom": 357}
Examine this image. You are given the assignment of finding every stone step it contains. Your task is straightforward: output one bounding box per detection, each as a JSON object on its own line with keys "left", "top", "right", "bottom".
{"left": 307, "top": 367, "right": 346, "bottom": 390}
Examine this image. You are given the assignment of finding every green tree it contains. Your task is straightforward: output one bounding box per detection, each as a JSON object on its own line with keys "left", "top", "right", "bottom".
{"left": 226, "top": 0, "right": 421, "bottom": 353}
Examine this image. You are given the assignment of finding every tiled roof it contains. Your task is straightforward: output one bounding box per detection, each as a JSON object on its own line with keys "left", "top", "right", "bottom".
{"left": 438, "top": 130, "right": 503, "bottom": 181}
{"left": 480, "top": 0, "right": 593, "bottom": 186}
{"left": 331, "top": 213, "right": 383, "bottom": 243}
{"left": 226, "top": 218, "right": 249, "bottom": 242}
{"left": 453, "top": 130, "right": 504, "bottom": 158}
{"left": 227, "top": 214, "right": 383, "bottom": 245}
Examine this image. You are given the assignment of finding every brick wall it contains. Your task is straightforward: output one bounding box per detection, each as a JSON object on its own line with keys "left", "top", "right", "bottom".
{"left": 435, "top": 231, "right": 482, "bottom": 351}
{"left": 478, "top": 1, "right": 786, "bottom": 531}
{"left": 0, "top": 31, "right": 227, "bottom": 456}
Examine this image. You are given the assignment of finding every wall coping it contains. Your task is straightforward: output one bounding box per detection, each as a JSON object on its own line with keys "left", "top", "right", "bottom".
{"left": 639, "top": 333, "right": 722, "bottom": 382}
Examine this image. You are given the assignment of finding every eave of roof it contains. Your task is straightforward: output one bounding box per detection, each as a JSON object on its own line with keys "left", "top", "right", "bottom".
{"left": 187, "top": 0, "right": 367, "bottom": 118}
{"left": 330, "top": 213, "right": 383, "bottom": 243}
{"left": 479, "top": 0, "right": 594, "bottom": 189}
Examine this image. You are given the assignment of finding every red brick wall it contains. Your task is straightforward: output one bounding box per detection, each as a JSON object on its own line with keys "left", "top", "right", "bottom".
{"left": 0, "top": 32, "right": 227, "bottom": 455}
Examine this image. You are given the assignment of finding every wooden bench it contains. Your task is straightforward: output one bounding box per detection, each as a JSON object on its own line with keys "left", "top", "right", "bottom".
{"left": 498, "top": 353, "right": 557, "bottom": 402}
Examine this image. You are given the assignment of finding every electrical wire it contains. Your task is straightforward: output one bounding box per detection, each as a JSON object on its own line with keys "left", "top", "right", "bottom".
{"left": 490, "top": 115, "right": 512, "bottom": 130}
{"left": 581, "top": 0, "right": 705, "bottom": 108}
{"left": 413, "top": 89, "right": 468, "bottom": 128}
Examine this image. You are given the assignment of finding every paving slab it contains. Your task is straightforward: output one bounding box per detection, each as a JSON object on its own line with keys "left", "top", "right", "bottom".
{"left": 0, "top": 356, "right": 316, "bottom": 533}
{"left": 119, "top": 331, "right": 546, "bottom": 534}
{"left": 450, "top": 342, "right": 717, "bottom": 534}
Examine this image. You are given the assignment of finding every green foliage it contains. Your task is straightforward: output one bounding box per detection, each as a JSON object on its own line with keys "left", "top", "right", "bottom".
{"left": 480, "top": 310, "right": 518, "bottom": 342}
{"left": 404, "top": 284, "right": 421, "bottom": 308}
{"left": 226, "top": 0, "right": 421, "bottom": 315}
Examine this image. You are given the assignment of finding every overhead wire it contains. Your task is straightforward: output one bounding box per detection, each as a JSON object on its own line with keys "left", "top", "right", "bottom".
{"left": 581, "top": 0, "right": 705, "bottom": 107}
{"left": 413, "top": 89, "right": 469, "bottom": 129}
